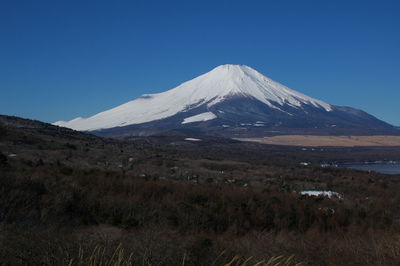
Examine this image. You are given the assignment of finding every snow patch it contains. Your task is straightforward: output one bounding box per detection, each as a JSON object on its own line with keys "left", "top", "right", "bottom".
{"left": 184, "top": 138, "right": 202, "bottom": 142}
{"left": 254, "top": 122, "right": 265, "bottom": 127}
{"left": 300, "top": 190, "right": 342, "bottom": 198}
{"left": 181, "top": 112, "right": 217, "bottom": 124}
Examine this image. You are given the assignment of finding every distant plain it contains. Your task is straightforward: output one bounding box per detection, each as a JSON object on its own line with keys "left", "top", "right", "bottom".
{"left": 238, "top": 135, "right": 400, "bottom": 147}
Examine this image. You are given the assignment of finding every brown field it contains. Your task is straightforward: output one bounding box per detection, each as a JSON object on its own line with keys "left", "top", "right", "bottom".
{"left": 237, "top": 135, "right": 400, "bottom": 147}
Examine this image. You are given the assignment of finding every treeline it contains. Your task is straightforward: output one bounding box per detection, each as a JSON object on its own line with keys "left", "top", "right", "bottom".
{"left": 1, "top": 162, "right": 397, "bottom": 234}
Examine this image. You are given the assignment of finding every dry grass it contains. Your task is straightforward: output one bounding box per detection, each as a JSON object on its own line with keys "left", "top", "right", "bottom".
{"left": 67, "top": 244, "right": 133, "bottom": 266}
{"left": 222, "top": 254, "right": 302, "bottom": 266}
{"left": 238, "top": 135, "right": 400, "bottom": 147}
{"left": 65, "top": 245, "right": 302, "bottom": 266}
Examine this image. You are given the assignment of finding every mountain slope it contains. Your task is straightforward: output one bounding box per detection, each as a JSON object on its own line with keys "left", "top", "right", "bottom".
{"left": 54, "top": 65, "right": 398, "bottom": 137}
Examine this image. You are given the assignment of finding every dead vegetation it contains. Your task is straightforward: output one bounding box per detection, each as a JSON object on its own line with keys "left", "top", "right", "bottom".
{"left": 239, "top": 135, "right": 400, "bottom": 147}
{"left": 2, "top": 115, "right": 400, "bottom": 265}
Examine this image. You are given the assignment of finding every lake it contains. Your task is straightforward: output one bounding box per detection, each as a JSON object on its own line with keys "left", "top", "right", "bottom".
{"left": 338, "top": 162, "right": 400, "bottom": 175}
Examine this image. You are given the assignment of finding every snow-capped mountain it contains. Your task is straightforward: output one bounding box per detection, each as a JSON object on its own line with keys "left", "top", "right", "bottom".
{"left": 55, "top": 64, "right": 398, "bottom": 137}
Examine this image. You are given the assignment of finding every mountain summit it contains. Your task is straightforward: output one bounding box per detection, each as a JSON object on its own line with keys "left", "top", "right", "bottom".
{"left": 55, "top": 65, "right": 398, "bottom": 137}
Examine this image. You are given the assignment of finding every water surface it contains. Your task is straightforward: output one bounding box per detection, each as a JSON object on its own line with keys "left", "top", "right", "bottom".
{"left": 339, "top": 162, "right": 400, "bottom": 175}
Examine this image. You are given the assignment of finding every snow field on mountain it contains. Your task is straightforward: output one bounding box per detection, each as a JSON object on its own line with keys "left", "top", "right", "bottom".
{"left": 181, "top": 112, "right": 217, "bottom": 124}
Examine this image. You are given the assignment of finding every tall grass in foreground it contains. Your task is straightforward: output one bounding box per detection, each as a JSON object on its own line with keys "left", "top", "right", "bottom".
{"left": 222, "top": 254, "right": 302, "bottom": 266}
{"left": 66, "top": 244, "right": 302, "bottom": 266}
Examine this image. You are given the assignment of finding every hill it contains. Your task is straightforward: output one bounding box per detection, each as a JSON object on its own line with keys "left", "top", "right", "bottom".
{"left": 2, "top": 114, "right": 400, "bottom": 265}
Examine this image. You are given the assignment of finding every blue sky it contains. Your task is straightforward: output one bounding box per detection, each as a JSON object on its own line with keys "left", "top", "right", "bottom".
{"left": 1, "top": 0, "right": 399, "bottom": 125}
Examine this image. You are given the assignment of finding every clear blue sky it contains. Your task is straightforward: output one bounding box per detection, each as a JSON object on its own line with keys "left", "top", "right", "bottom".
{"left": 1, "top": 0, "right": 399, "bottom": 125}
